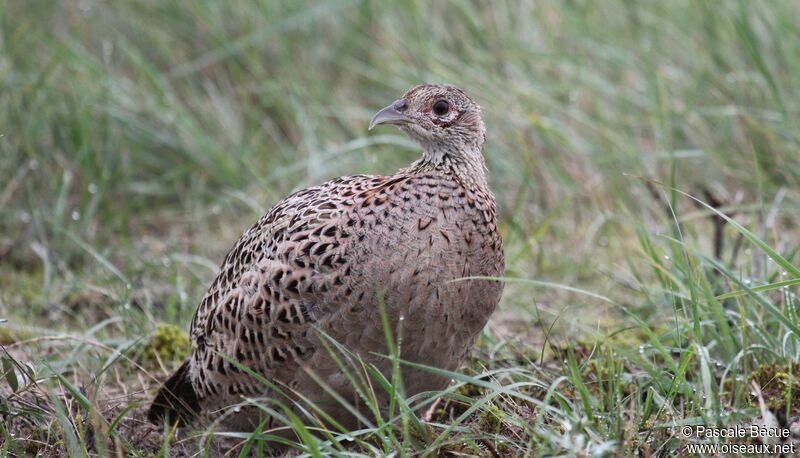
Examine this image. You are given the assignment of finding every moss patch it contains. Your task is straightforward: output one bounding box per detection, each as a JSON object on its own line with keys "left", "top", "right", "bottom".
{"left": 478, "top": 404, "right": 506, "bottom": 434}
{"left": 751, "top": 363, "right": 800, "bottom": 413}
{"left": 137, "top": 323, "right": 190, "bottom": 369}
{"left": 0, "top": 326, "right": 35, "bottom": 345}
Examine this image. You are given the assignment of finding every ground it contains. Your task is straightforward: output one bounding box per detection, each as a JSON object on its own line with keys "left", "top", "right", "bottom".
{"left": 2, "top": 0, "right": 800, "bottom": 456}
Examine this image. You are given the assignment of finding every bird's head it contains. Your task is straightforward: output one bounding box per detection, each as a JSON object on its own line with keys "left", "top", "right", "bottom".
{"left": 369, "top": 84, "right": 486, "bottom": 157}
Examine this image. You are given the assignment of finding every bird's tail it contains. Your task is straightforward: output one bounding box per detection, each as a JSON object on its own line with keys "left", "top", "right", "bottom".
{"left": 147, "top": 359, "right": 200, "bottom": 426}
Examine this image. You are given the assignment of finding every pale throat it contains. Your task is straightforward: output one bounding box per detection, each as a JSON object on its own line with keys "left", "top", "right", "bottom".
{"left": 412, "top": 139, "right": 490, "bottom": 191}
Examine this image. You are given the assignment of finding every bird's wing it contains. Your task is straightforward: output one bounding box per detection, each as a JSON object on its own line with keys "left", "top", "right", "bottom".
{"left": 184, "top": 173, "right": 421, "bottom": 405}
{"left": 188, "top": 174, "right": 390, "bottom": 342}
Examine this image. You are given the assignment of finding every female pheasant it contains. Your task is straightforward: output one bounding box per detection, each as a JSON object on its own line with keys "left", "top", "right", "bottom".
{"left": 148, "top": 84, "right": 505, "bottom": 432}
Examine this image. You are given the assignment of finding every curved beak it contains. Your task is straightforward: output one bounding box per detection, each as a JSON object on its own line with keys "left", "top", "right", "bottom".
{"left": 369, "top": 100, "right": 410, "bottom": 130}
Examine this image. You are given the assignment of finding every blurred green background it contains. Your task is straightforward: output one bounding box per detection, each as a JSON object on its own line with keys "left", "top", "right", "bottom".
{"left": 3, "top": 0, "right": 797, "bottom": 327}
{"left": 2, "top": 0, "right": 800, "bottom": 454}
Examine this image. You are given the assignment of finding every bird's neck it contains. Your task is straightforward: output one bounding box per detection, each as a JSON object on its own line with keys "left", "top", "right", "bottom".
{"left": 410, "top": 141, "right": 490, "bottom": 191}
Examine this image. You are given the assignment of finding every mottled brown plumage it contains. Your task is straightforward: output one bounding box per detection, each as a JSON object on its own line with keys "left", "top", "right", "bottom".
{"left": 148, "top": 84, "right": 505, "bottom": 432}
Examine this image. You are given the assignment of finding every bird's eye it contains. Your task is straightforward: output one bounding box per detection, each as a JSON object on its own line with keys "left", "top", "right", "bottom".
{"left": 432, "top": 100, "right": 450, "bottom": 116}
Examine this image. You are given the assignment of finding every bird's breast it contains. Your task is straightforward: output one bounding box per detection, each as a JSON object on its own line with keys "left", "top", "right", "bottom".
{"left": 336, "top": 174, "right": 503, "bottom": 322}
